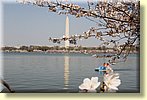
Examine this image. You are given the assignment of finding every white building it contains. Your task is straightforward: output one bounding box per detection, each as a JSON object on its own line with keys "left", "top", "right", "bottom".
{"left": 65, "top": 16, "right": 69, "bottom": 48}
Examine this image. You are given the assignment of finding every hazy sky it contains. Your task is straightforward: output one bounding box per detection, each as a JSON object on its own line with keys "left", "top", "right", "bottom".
{"left": 3, "top": 0, "right": 101, "bottom": 47}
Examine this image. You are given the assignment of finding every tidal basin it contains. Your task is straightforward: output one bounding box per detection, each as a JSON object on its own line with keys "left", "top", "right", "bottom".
{"left": 3, "top": 52, "right": 139, "bottom": 93}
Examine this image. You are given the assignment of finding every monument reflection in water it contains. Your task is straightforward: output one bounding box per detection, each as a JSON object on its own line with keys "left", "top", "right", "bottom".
{"left": 64, "top": 55, "right": 70, "bottom": 89}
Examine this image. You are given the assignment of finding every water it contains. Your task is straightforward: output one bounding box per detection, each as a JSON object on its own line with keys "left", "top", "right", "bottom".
{"left": 2, "top": 52, "right": 140, "bottom": 93}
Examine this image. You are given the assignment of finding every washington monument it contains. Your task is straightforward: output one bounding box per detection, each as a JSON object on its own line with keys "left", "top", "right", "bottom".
{"left": 65, "top": 15, "right": 69, "bottom": 48}
{"left": 64, "top": 16, "right": 70, "bottom": 89}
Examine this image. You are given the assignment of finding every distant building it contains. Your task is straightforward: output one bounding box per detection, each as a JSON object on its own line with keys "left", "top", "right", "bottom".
{"left": 65, "top": 15, "right": 69, "bottom": 48}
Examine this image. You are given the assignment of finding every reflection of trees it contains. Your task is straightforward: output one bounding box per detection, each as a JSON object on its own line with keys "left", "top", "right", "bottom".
{"left": 17, "top": 0, "right": 140, "bottom": 64}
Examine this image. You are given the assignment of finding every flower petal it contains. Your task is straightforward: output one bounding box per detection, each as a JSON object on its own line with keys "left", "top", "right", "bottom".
{"left": 83, "top": 78, "right": 91, "bottom": 84}
{"left": 91, "top": 82, "right": 101, "bottom": 90}
{"left": 110, "top": 79, "right": 121, "bottom": 87}
{"left": 104, "top": 72, "right": 121, "bottom": 92}
{"left": 79, "top": 77, "right": 101, "bottom": 91}
{"left": 108, "top": 85, "right": 119, "bottom": 90}
{"left": 90, "top": 77, "right": 100, "bottom": 89}
{"left": 87, "top": 89, "right": 97, "bottom": 93}
{"left": 79, "top": 78, "right": 91, "bottom": 90}
{"left": 91, "top": 77, "right": 98, "bottom": 83}
{"left": 107, "top": 88, "right": 117, "bottom": 92}
{"left": 113, "top": 73, "right": 120, "bottom": 79}
{"left": 79, "top": 83, "right": 89, "bottom": 90}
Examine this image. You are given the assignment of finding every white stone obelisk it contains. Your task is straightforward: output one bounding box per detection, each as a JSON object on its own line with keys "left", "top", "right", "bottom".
{"left": 65, "top": 15, "right": 69, "bottom": 48}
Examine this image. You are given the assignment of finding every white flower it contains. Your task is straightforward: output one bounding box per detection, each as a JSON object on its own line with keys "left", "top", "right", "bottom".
{"left": 0, "top": 84, "right": 3, "bottom": 92}
{"left": 79, "top": 77, "right": 100, "bottom": 92}
{"left": 104, "top": 73, "right": 121, "bottom": 91}
{"left": 105, "top": 69, "right": 114, "bottom": 76}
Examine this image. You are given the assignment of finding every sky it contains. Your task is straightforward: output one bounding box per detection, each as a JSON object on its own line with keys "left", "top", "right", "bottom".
{"left": 2, "top": 0, "right": 103, "bottom": 47}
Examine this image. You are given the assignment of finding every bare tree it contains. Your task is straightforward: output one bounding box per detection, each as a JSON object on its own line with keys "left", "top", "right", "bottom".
{"left": 17, "top": 0, "right": 140, "bottom": 64}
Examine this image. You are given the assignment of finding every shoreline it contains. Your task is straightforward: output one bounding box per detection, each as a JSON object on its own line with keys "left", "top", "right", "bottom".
{"left": 1, "top": 50, "right": 139, "bottom": 55}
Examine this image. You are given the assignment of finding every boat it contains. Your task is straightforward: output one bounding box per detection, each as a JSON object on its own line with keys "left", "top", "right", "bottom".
{"left": 92, "top": 54, "right": 97, "bottom": 57}
{"left": 95, "top": 66, "right": 107, "bottom": 71}
{"left": 95, "top": 68, "right": 107, "bottom": 71}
